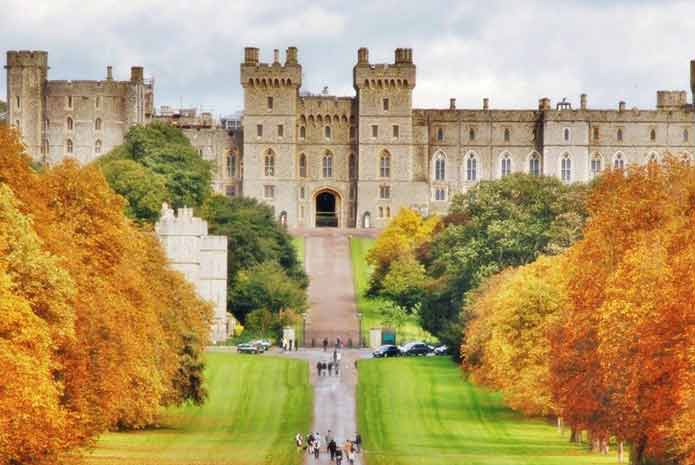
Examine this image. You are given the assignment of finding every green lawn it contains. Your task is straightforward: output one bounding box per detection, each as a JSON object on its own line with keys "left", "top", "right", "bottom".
{"left": 350, "top": 236, "right": 434, "bottom": 344}
{"left": 292, "top": 235, "right": 305, "bottom": 266}
{"left": 357, "top": 357, "right": 618, "bottom": 465}
{"left": 86, "top": 353, "right": 312, "bottom": 465}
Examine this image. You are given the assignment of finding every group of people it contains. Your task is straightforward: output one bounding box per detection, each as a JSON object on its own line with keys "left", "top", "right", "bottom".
{"left": 281, "top": 337, "right": 296, "bottom": 352}
{"left": 295, "top": 430, "right": 362, "bottom": 464}
{"left": 317, "top": 349, "right": 342, "bottom": 377}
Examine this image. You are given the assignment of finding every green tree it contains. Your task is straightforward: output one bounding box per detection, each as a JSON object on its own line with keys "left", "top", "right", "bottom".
{"left": 381, "top": 255, "right": 428, "bottom": 311}
{"left": 100, "top": 159, "right": 167, "bottom": 223}
{"left": 230, "top": 261, "right": 308, "bottom": 323}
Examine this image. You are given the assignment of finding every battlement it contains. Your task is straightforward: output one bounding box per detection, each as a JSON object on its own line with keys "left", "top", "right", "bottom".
{"left": 155, "top": 203, "right": 209, "bottom": 236}
{"left": 657, "top": 90, "right": 688, "bottom": 109}
{"left": 241, "top": 46, "right": 302, "bottom": 88}
{"left": 6, "top": 50, "right": 48, "bottom": 68}
{"left": 353, "top": 48, "right": 416, "bottom": 90}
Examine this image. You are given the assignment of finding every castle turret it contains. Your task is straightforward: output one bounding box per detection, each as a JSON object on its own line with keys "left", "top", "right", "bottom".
{"left": 5, "top": 51, "right": 48, "bottom": 161}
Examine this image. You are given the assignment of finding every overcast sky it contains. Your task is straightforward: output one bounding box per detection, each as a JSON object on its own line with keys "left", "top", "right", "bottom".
{"left": 2, "top": 0, "right": 694, "bottom": 116}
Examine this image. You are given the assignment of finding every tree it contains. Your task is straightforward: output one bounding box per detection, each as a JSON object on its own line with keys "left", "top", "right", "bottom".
{"left": 100, "top": 159, "right": 167, "bottom": 223}
{"left": 0, "top": 99, "right": 6, "bottom": 113}
{"left": 381, "top": 255, "right": 428, "bottom": 311}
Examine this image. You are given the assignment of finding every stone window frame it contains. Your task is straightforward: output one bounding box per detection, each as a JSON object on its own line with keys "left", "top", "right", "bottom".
{"left": 392, "top": 124, "right": 399, "bottom": 139}
{"left": 465, "top": 151, "right": 478, "bottom": 182}
{"left": 650, "top": 128, "right": 656, "bottom": 142}
{"left": 560, "top": 152, "right": 572, "bottom": 183}
{"left": 95, "top": 139, "right": 102, "bottom": 155}
{"left": 379, "top": 150, "right": 391, "bottom": 178}
{"left": 379, "top": 184, "right": 391, "bottom": 200}
{"left": 528, "top": 151, "right": 541, "bottom": 177}
{"left": 66, "top": 96, "right": 73, "bottom": 109}
{"left": 613, "top": 152, "right": 625, "bottom": 170}
{"left": 299, "top": 125, "right": 306, "bottom": 139}
{"left": 66, "top": 116, "right": 74, "bottom": 131}
{"left": 590, "top": 152, "right": 602, "bottom": 178}
{"left": 469, "top": 127, "right": 476, "bottom": 141}
{"left": 322, "top": 151, "right": 334, "bottom": 178}
{"left": 66, "top": 139, "right": 74, "bottom": 154}
{"left": 263, "top": 185, "right": 275, "bottom": 199}
{"left": 563, "top": 127, "right": 571, "bottom": 143}
{"left": 433, "top": 150, "right": 446, "bottom": 181}
{"left": 617, "top": 127, "right": 624, "bottom": 142}
{"left": 264, "top": 149, "right": 275, "bottom": 177}
{"left": 227, "top": 154, "right": 236, "bottom": 177}
{"left": 436, "top": 127, "right": 444, "bottom": 142}
{"left": 256, "top": 124, "right": 263, "bottom": 138}
{"left": 277, "top": 124, "right": 284, "bottom": 138}
{"left": 267, "top": 96, "right": 274, "bottom": 111}
{"left": 299, "top": 185, "right": 306, "bottom": 200}
{"left": 95, "top": 95, "right": 102, "bottom": 110}
{"left": 499, "top": 151, "right": 513, "bottom": 178}
{"left": 95, "top": 118, "right": 102, "bottom": 131}
{"left": 433, "top": 187, "right": 447, "bottom": 202}
{"left": 371, "top": 124, "right": 378, "bottom": 139}
{"left": 503, "top": 127, "right": 511, "bottom": 143}
{"left": 383, "top": 97, "right": 389, "bottom": 112}
{"left": 592, "top": 126, "right": 600, "bottom": 141}
{"left": 324, "top": 125, "right": 331, "bottom": 140}
{"left": 299, "top": 153, "right": 307, "bottom": 178}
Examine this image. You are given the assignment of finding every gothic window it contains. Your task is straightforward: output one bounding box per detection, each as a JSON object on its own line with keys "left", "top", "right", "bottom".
{"left": 469, "top": 127, "right": 475, "bottom": 141}
{"left": 300, "top": 126, "right": 306, "bottom": 139}
{"left": 322, "top": 151, "right": 333, "bottom": 177}
{"left": 267, "top": 96, "right": 273, "bottom": 111}
{"left": 278, "top": 124, "right": 284, "bottom": 137}
{"left": 650, "top": 129, "right": 656, "bottom": 141}
{"left": 383, "top": 98, "right": 389, "bottom": 112}
{"left": 434, "top": 188, "right": 446, "bottom": 201}
{"left": 299, "top": 153, "right": 307, "bottom": 178}
{"left": 16, "top": 96, "right": 20, "bottom": 109}
{"left": 256, "top": 124, "right": 263, "bottom": 137}
{"left": 349, "top": 153, "right": 356, "bottom": 179}
{"left": 393, "top": 125, "right": 399, "bottom": 138}
{"left": 67, "top": 96, "right": 73, "bottom": 108}
{"left": 95, "top": 140, "right": 102, "bottom": 154}
{"left": 501, "top": 154, "right": 512, "bottom": 177}
{"left": 436, "top": 127, "right": 444, "bottom": 141}
{"left": 67, "top": 117, "right": 74, "bottom": 131}
{"left": 380, "top": 151, "right": 391, "bottom": 178}
{"left": 264, "top": 150, "right": 275, "bottom": 176}
{"left": 684, "top": 129, "right": 689, "bottom": 142}
{"left": 466, "top": 153, "right": 477, "bottom": 181}
{"left": 371, "top": 125, "right": 378, "bottom": 138}
{"left": 227, "top": 154, "right": 236, "bottom": 177}
{"left": 96, "top": 96, "right": 101, "bottom": 109}
{"left": 325, "top": 126, "right": 331, "bottom": 139}
{"left": 66, "top": 139, "right": 73, "bottom": 154}
{"left": 564, "top": 128, "right": 570, "bottom": 142}
{"left": 529, "top": 153, "right": 540, "bottom": 176}
{"left": 591, "top": 154, "right": 602, "bottom": 177}
{"left": 434, "top": 152, "right": 446, "bottom": 181}
{"left": 614, "top": 153, "right": 625, "bottom": 170}
{"left": 95, "top": 118, "right": 102, "bottom": 131}
{"left": 617, "top": 128, "right": 623, "bottom": 142}
{"left": 379, "top": 185, "right": 391, "bottom": 199}
{"left": 264, "top": 185, "right": 275, "bottom": 199}
{"left": 504, "top": 128, "right": 511, "bottom": 142}
{"left": 561, "top": 154, "right": 572, "bottom": 182}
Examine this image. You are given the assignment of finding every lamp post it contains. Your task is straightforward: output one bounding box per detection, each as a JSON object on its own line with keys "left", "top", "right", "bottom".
{"left": 357, "top": 312, "right": 363, "bottom": 348}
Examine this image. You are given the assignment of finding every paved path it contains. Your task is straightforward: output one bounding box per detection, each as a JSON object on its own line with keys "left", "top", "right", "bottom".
{"left": 302, "top": 230, "right": 361, "bottom": 347}
{"left": 278, "top": 349, "right": 370, "bottom": 465}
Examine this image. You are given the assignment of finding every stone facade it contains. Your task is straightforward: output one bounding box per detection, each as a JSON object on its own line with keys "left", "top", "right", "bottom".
{"left": 7, "top": 48, "right": 695, "bottom": 230}
{"left": 155, "top": 204, "right": 230, "bottom": 343}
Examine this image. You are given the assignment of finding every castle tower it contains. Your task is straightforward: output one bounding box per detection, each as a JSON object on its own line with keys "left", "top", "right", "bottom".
{"left": 5, "top": 51, "right": 48, "bottom": 160}
{"left": 240, "top": 47, "right": 301, "bottom": 221}
{"left": 353, "top": 48, "right": 417, "bottom": 228}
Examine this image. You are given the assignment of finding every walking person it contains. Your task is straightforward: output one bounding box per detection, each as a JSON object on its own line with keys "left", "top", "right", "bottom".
{"left": 295, "top": 432, "right": 303, "bottom": 451}
{"left": 328, "top": 361, "right": 333, "bottom": 376}
{"left": 335, "top": 447, "right": 343, "bottom": 465}
{"left": 328, "top": 438, "right": 337, "bottom": 461}
{"left": 316, "top": 360, "right": 322, "bottom": 377}
{"left": 355, "top": 432, "right": 362, "bottom": 453}
{"left": 323, "top": 337, "right": 328, "bottom": 352}
{"left": 335, "top": 351, "right": 342, "bottom": 376}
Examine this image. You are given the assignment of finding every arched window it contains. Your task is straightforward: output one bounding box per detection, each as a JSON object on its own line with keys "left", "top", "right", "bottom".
{"left": 684, "top": 129, "right": 689, "bottom": 142}
{"left": 299, "top": 153, "right": 307, "bottom": 178}
{"left": 504, "top": 128, "right": 510, "bottom": 142}
{"left": 66, "top": 139, "right": 73, "bottom": 154}
{"left": 561, "top": 154, "right": 571, "bottom": 182}
{"left": 590, "top": 153, "right": 602, "bottom": 177}
{"left": 349, "top": 153, "right": 356, "bottom": 179}
{"left": 95, "top": 118, "right": 102, "bottom": 131}
{"left": 300, "top": 126, "right": 306, "bottom": 139}
{"left": 614, "top": 153, "right": 625, "bottom": 170}
{"left": 322, "top": 151, "right": 333, "bottom": 177}
{"left": 67, "top": 117, "right": 73, "bottom": 131}
{"left": 434, "top": 153, "right": 446, "bottom": 181}
{"left": 529, "top": 153, "right": 540, "bottom": 176}
{"left": 95, "top": 140, "right": 102, "bottom": 154}
{"left": 648, "top": 152, "right": 658, "bottom": 165}
{"left": 466, "top": 153, "right": 477, "bottom": 181}
{"left": 227, "top": 154, "right": 236, "bottom": 177}
{"left": 650, "top": 129, "right": 656, "bottom": 141}
{"left": 564, "top": 128, "right": 570, "bottom": 142}
{"left": 501, "top": 154, "right": 511, "bottom": 177}
{"left": 617, "top": 128, "right": 623, "bottom": 142}
{"left": 380, "top": 152, "right": 391, "bottom": 178}
{"left": 324, "top": 126, "right": 331, "bottom": 139}
{"left": 469, "top": 128, "right": 475, "bottom": 141}
{"left": 264, "top": 150, "right": 275, "bottom": 176}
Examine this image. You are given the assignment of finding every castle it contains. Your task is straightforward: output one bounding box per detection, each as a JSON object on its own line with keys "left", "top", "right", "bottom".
{"left": 5, "top": 48, "right": 695, "bottom": 229}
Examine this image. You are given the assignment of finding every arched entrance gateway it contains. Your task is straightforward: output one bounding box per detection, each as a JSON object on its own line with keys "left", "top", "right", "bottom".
{"left": 314, "top": 189, "right": 340, "bottom": 227}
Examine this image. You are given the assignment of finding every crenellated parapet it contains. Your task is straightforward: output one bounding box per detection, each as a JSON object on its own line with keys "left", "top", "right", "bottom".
{"left": 241, "top": 46, "right": 302, "bottom": 89}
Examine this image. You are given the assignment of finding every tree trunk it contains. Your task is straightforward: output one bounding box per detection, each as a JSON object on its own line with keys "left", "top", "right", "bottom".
{"left": 600, "top": 438, "right": 609, "bottom": 454}
{"left": 570, "top": 428, "right": 581, "bottom": 443}
{"left": 557, "top": 416, "right": 564, "bottom": 435}
{"left": 591, "top": 437, "right": 600, "bottom": 453}
{"left": 618, "top": 441, "right": 624, "bottom": 463}
{"left": 629, "top": 436, "right": 646, "bottom": 465}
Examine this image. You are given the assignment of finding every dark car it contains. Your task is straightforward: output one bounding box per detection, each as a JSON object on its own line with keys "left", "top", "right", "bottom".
{"left": 236, "top": 342, "right": 259, "bottom": 354}
{"left": 372, "top": 345, "right": 401, "bottom": 358}
{"left": 250, "top": 339, "right": 271, "bottom": 352}
{"left": 401, "top": 342, "right": 433, "bottom": 357}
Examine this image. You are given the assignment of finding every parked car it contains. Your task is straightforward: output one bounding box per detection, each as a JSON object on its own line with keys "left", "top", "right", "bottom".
{"left": 372, "top": 345, "right": 401, "bottom": 358}
{"left": 433, "top": 345, "right": 448, "bottom": 355}
{"left": 400, "top": 342, "right": 433, "bottom": 357}
{"left": 251, "top": 339, "right": 272, "bottom": 352}
{"left": 236, "top": 342, "right": 260, "bottom": 354}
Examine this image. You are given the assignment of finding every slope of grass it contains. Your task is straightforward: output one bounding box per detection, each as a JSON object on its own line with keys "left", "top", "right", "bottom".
{"left": 357, "top": 357, "right": 619, "bottom": 465}
{"left": 350, "top": 236, "right": 434, "bottom": 344}
{"left": 86, "top": 353, "right": 312, "bottom": 465}
{"left": 292, "top": 235, "right": 305, "bottom": 266}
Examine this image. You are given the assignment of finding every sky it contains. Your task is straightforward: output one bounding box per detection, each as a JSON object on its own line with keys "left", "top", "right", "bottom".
{"left": 2, "top": 0, "right": 694, "bottom": 117}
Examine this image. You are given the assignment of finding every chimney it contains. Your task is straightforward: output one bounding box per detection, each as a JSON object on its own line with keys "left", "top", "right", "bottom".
{"left": 690, "top": 60, "right": 695, "bottom": 103}
{"left": 244, "top": 47, "right": 259, "bottom": 65}
{"left": 483, "top": 98, "right": 489, "bottom": 110}
{"left": 580, "top": 93, "right": 587, "bottom": 110}
{"left": 286, "top": 46, "right": 298, "bottom": 65}
{"left": 539, "top": 97, "right": 551, "bottom": 111}
{"left": 130, "top": 66, "right": 144, "bottom": 82}
{"left": 357, "top": 47, "right": 369, "bottom": 65}
{"left": 273, "top": 49, "right": 280, "bottom": 64}
{"left": 106, "top": 65, "right": 113, "bottom": 81}
{"left": 619, "top": 101, "right": 626, "bottom": 112}
{"left": 449, "top": 98, "right": 456, "bottom": 110}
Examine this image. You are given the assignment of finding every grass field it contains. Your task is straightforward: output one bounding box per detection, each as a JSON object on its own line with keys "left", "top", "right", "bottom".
{"left": 292, "top": 235, "right": 305, "bottom": 266}
{"left": 357, "top": 357, "right": 619, "bottom": 465}
{"left": 350, "top": 236, "right": 434, "bottom": 344}
{"left": 85, "top": 353, "right": 312, "bottom": 465}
